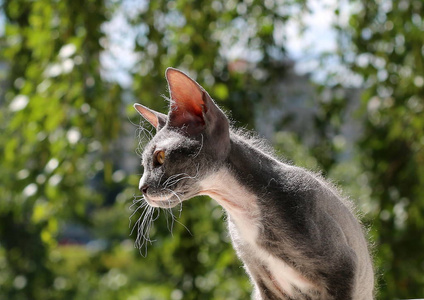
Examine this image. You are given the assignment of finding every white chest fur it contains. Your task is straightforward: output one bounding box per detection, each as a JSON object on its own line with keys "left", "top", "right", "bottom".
{"left": 198, "top": 168, "right": 315, "bottom": 297}
{"left": 199, "top": 168, "right": 260, "bottom": 245}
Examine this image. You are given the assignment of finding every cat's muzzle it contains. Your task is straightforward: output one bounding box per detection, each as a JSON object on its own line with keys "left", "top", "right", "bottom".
{"left": 143, "top": 192, "right": 181, "bottom": 208}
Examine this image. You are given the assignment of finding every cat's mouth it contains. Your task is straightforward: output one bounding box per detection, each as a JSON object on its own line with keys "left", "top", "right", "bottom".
{"left": 144, "top": 193, "right": 183, "bottom": 208}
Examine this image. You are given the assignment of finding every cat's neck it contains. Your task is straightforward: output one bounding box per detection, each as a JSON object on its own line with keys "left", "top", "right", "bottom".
{"left": 226, "top": 131, "right": 286, "bottom": 189}
{"left": 198, "top": 131, "right": 284, "bottom": 220}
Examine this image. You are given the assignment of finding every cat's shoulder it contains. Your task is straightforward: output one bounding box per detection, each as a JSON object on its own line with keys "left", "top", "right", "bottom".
{"left": 230, "top": 127, "right": 281, "bottom": 160}
{"left": 230, "top": 127, "right": 358, "bottom": 215}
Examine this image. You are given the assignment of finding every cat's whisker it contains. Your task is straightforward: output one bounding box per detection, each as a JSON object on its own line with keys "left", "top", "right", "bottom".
{"left": 164, "top": 209, "right": 173, "bottom": 236}
{"left": 162, "top": 164, "right": 200, "bottom": 190}
{"left": 134, "top": 122, "right": 155, "bottom": 158}
{"left": 130, "top": 202, "right": 151, "bottom": 235}
{"left": 172, "top": 211, "right": 192, "bottom": 237}
{"left": 131, "top": 194, "right": 146, "bottom": 205}
{"left": 158, "top": 172, "right": 166, "bottom": 187}
{"left": 130, "top": 204, "right": 147, "bottom": 216}
{"left": 130, "top": 195, "right": 148, "bottom": 208}
{"left": 164, "top": 176, "right": 193, "bottom": 188}
{"left": 162, "top": 175, "right": 178, "bottom": 187}
{"left": 159, "top": 190, "right": 180, "bottom": 236}
{"left": 129, "top": 197, "right": 162, "bottom": 257}
{"left": 163, "top": 173, "right": 187, "bottom": 187}
{"left": 194, "top": 163, "right": 200, "bottom": 179}
{"left": 129, "top": 196, "right": 148, "bottom": 227}
{"left": 163, "top": 169, "right": 200, "bottom": 189}
{"left": 166, "top": 206, "right": 176, "bottom": 236}
{"left": 168, "top": 188, "right": 181, "bottom": 218}
{"left": 192, "top": 134, "right": 204, "bottom": 158}
{"left": 155, "top": 191, "right": 176, "bottom": 235}
{"left": 174, "top": 193, "right": 184, "bottom": 217}
{"left": 139, "top": 121, "right": 154, "bottom": 140}
{"left": 140, "top": 206, "right": 154, "bottom": 238}
{"left": 178, "top": 202, "right": 183, "bottom": 216}
{"left": 164, "top": 189, "right": 191, "bottom": 236}
{"left": 129, "top": 206, "right": 144, "bottom": 227}
{"left": 130, "top": 189, "right": 189, "bottom": 256}
{"left": 131, "top": 198, "right": 145, "bottom": 206}
{"left": 138, "top": 208, "right": 157, "bottom": 256}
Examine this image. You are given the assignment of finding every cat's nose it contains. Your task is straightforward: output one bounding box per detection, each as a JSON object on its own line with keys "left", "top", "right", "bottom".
{"left": 140, "top": 184, "right": 149, "bottom": 194}
{"left": 139, "top": 175, "right": 148, "bottom": 194}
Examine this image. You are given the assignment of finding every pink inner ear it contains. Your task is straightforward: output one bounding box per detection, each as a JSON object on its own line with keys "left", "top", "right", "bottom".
{"left": 134, "top": 103, "right": 159, "bottom": 128}
{"left": 167, "top": 69, "right": 204, "bottom": 117}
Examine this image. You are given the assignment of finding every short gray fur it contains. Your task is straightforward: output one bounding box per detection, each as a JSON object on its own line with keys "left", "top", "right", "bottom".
{"left": 134, "top": 68, "right": 374, "bottom": 300}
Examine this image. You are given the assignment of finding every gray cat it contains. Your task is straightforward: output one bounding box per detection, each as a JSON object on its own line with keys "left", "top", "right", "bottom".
{"left": 133, "top": 68, "right": 374, "bottom": 300}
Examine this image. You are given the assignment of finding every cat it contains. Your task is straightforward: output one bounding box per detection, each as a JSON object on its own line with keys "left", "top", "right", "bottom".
{"left": 133, "top": 67, "right": 375, "bottom": 300}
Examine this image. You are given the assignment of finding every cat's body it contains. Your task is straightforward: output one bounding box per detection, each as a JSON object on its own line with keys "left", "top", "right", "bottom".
{"left": 134, "top": 68, "right": 374, "bottom": 300}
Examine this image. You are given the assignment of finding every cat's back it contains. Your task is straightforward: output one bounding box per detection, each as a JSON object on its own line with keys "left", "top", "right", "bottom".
{"left": 227, "top": 133, "right": 374, "bottom": 299}
{"left": 261, "top": 166, "right": 375, "bottom": 299}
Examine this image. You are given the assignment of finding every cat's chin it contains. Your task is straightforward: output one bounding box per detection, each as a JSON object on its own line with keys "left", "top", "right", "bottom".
{"left": 144, "top": 194, "right": 183, "bottom": 208}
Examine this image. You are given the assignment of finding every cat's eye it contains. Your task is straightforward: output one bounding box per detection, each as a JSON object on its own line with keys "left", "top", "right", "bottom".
{"left": 154, "top": 150, "right": 166, "bottom": 166}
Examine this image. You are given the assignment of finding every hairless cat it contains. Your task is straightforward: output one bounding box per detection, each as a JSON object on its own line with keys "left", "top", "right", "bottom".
{"left": 133, "top": 68, "right": 374, "bottom": 300}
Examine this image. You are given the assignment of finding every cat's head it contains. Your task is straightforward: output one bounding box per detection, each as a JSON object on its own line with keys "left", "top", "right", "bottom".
{"left": 134, "top": 68, "right": 230, "bottom": 208}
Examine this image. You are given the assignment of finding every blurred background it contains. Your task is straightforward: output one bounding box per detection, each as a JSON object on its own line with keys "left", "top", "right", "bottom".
{"left": 0, "top": 0, "right": 423, "bottom": 299}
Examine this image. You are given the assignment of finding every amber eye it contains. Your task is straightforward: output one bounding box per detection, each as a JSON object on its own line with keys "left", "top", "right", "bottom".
{"left": 154, "top": 150, "right": 165, "bottom": 166}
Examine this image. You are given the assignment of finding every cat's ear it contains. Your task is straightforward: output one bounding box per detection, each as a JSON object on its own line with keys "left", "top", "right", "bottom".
{"left": 166, "top": 67, "right": 225, "bottom": 136}
{"left": 133, "top": 103, "right": 167, "bottom": 130}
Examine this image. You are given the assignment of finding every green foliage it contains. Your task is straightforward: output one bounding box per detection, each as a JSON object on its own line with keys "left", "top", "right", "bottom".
{"left": 332, "top": 0, "right": 424, "bottom": 298}
{"left": 1, "top": 0, "right": 423, "bottom": 299}
{"left": 130, "top": 0, "right": 307, "bottom": 126}
{"left": 0, "top": 0, "right": 121, "bottom": 298}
